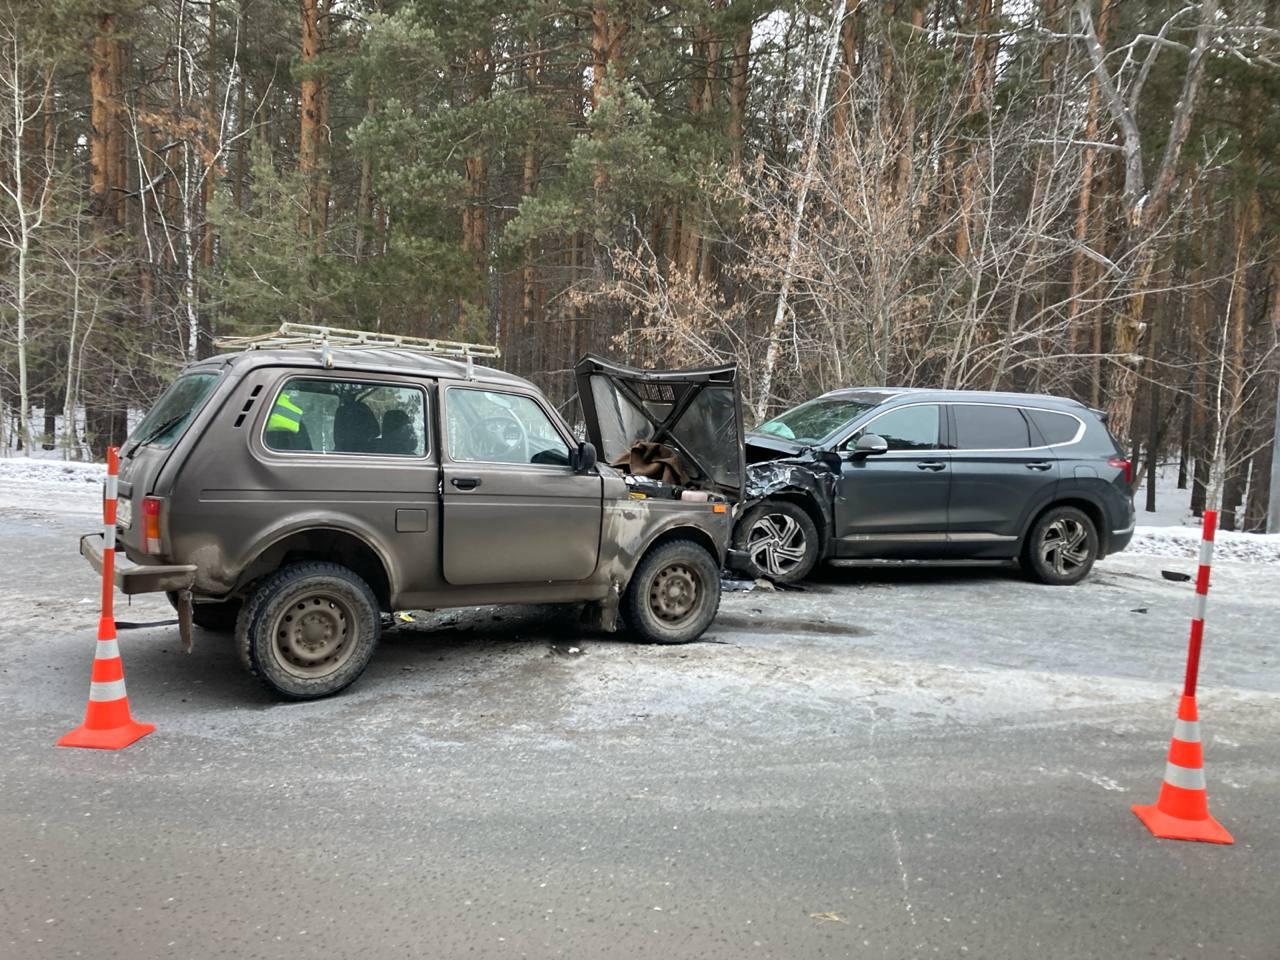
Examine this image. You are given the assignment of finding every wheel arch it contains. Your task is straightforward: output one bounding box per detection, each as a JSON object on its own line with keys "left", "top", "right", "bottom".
{"left": 236, "top": 526, "right": 394, "bottom": 611}
{"left": 1024, "top": 497, "right": 1108, "bottom": 556}
{"left": 641, "top": 525, "right": 721, "bottom": 568}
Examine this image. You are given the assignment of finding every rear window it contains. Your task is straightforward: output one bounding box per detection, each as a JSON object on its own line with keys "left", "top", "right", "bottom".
{"left": 952, "top": 404, "right": 1031, "bottom": 450}
{"left": 1025, "top": 409, "right": 1082, "bottom": 446}
{"left": 127, "top": 372, "right": 220, "bottom": 450}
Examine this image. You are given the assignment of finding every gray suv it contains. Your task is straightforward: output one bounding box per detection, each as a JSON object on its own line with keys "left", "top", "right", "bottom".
{"left": 734, "top": 388, "right": 1134, "bottom": 585}
{"left": 80, "top": 338, "right": 737, "bottom": 699}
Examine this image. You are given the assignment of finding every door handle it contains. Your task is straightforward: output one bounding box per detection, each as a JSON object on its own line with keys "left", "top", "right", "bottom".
{"left": 450, "top": 476, "right": 481, "bottom": 490}
{"left": 1025, "top": 461, "right": 1053, "bottom": 471}
{"left": 916, "top": 460, "right": 946, "bottom": 472}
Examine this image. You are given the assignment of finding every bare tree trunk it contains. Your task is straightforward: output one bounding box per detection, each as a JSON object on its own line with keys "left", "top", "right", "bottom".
{"left": 756, "top": 0, "right": 848, "bottom": 422}
{"left": 1076, "top": 0, "right": 1216, "bottom": 446}
{"left": 299, "top": 0, "right": 330, "bottom": 254}
{"left": 727, "top": 11, "right": 752, "bottom": 168}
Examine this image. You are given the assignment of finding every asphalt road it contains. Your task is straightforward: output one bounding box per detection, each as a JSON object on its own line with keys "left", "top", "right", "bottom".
{"left": 2, "top": 499, "right": 1278, "bottom": 959}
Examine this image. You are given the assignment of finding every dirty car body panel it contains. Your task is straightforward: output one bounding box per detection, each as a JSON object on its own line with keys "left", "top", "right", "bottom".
{"left": 94, "top": 348, "right": 733, "bottom": 648}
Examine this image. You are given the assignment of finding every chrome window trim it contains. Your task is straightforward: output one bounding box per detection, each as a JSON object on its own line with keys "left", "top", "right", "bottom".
{"left": 259, "top": 374, "right": 432, "bottom": 461}
{"left": 442, "top": 384, "right": 575, "bottom": 468}
{"left": 836, "top": 401, "right": 949, "bottom": 454}
{"left": 947, "top": 401, "right": 1086, "bottom": 453}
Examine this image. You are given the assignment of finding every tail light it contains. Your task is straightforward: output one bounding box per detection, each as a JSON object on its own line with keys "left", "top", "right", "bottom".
{"left": 1107, "top": 456, "right": 1132, "bottom": 486}
{"left": 142, "top": 497, "right": 163, "bottom": 554}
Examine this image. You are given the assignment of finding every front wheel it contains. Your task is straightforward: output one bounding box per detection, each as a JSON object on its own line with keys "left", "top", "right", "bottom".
{"left": 1023, "top": 506, "right": 1098, "bottom": 585}
{"left": 732, "top": 501, "right": 820, "bottom": 584}
{"left": 236, "top": 562, "right": 381, "bottom": 700}
{"left": 624, "top": 540, "right": 721, "bottom": 644}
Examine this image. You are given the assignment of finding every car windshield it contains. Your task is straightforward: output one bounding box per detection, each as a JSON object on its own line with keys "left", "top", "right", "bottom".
{"left": 127, "top": 372, "right": 220, "bottom": 450}
{"left": 755, "top": 397, "right": 878, "bottom": 444}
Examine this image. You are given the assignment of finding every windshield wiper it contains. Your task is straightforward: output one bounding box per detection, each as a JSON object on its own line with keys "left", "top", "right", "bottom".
{"left": 128, "top": 413, "right": 187, "bottom": 453}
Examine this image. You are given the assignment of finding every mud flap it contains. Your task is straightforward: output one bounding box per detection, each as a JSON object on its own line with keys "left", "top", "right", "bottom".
{"left": 583, "top": 581, "right": 621, "bottom": 633}
{"left": 175, "top": 589, "right": 195, "bottom": 652}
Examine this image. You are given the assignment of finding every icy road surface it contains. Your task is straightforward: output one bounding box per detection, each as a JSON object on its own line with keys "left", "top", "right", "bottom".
{"left": 1, "top": 465, "right": 1278, "bottom": 959}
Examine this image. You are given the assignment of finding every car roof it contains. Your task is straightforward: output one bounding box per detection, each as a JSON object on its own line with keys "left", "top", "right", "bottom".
{"left": 820, "top": 386, "right": 1090, "bottom": 412}
{"left": 188, "top": 347, "right": 535, "bottom": 390}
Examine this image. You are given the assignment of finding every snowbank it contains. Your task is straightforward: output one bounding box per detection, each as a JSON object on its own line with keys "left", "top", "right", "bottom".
{"left": 1129, "top": 525, "right": 1280, "bottom": 565}
{"left": 0, "top": 457, "right": 104, "bottom": 487}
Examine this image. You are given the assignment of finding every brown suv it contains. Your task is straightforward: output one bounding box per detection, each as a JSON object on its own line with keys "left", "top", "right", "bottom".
{"left": 80, "top": 334, "right": 739, "bottom": 700}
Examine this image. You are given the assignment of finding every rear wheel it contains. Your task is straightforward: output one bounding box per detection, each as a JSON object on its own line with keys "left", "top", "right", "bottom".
{"left": 624, "top": 540, "right": 721, "bottom": 644}
{"left": 236, "top": 562, "right": 381, "bottom": 700}
{"left": 733, "top": 500, "right": 820, "bottom": 584}
{"left": 1023, "top": 506, "right": 1098, "bottom": 585}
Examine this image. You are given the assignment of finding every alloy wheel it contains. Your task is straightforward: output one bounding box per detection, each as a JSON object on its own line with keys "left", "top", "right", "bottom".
{"left": 1038, "top": 517, "right": 1091, "bottom": 577}
{"left": 746, "top": 512, "right": 809, "bottom": 578}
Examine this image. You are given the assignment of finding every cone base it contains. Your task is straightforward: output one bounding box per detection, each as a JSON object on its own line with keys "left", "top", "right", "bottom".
{"left": 1132, "top": 802, "right": 1233, "bottom": 844}
{"left": 57, "top": 720, "right": 155, "bottom": 751}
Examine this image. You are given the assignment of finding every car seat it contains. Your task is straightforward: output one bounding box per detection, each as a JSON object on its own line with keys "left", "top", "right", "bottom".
{"left": 333, "top": 400, "right": 381, "bottom": 453}
{"left": 379, "top": 408, "right": 417, "bottom": 455}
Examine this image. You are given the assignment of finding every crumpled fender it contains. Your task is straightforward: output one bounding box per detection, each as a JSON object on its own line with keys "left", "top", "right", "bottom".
{"left": 742, "top": 451, "right": 840, "bottom": 535}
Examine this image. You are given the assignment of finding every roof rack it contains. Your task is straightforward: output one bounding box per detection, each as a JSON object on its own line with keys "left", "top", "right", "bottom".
{"left": 215, "top": 322, "right": 500, "bottom": 368}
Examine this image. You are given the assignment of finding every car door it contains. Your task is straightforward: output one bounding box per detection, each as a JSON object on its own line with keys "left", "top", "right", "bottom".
{"left": 832, "top": 402, "right": 951, "bottom": 557}
{"left": 945, "top": 403, "right": 1060, "bottom": 554}
{"left": 440, "top": 384, "right": 603, "bottom": 585}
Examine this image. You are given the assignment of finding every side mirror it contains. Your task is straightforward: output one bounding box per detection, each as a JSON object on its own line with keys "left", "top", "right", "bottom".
{"left": 573, "top": 440, "right": 598, "bottom": 473}
{"left": 848, "top": 434, "right": 889, "bottom": 458}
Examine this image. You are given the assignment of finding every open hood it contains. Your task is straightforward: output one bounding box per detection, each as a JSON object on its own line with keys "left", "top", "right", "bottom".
{"left": 575, "top": 354, "right": 744, "bottom": 499}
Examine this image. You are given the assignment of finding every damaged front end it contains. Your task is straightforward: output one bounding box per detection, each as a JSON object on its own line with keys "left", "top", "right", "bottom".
{"left": 743, "top": 449, "right": 839, "bottom": 526}
{"left": 575, "top": 354, "right": 744, "bottom": 502}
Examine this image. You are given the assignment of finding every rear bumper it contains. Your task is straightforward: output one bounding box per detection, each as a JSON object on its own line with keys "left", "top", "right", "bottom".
{"left": 1108, "top": 521, "right": 1135, "bottom": 555}
{"left": 79, "top": 533, "right": 197, "bottom": 595}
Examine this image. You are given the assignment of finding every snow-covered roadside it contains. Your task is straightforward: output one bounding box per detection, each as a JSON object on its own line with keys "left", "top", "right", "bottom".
{"left": 0, "top": 458, "right": 104, "bottom": 516}
{"left": 1129, "top": 525, "right": 1280, "bottom": 565}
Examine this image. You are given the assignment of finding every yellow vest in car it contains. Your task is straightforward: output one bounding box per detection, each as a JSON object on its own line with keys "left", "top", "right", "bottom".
{"left": 267, "top": 393, "right": 304, "bottom": 434}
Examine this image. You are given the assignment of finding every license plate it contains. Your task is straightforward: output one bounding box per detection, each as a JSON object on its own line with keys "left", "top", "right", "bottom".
{"left": 116, "top": 496, "right": 132, "bottom": 529}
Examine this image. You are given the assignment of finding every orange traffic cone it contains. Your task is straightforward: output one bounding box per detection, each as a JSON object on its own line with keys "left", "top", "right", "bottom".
{"left": 58, "top": 616, "right": 155, "bottom": 750}
{"left": 1132, "top": 695, "right": 1232, "bottom": 844}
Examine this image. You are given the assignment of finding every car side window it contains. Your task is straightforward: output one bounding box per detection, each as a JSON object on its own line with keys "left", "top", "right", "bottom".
{"left": 952, "top": 404, "right": 1031, "bottom": 450}
{"left": 1025, "top": 409, "right": 1081, "bottom": 446}
{"left": 264, "top": 378, "right": 427, "bottom": 456}
{"left": 848, "top": 404, "right": 941, "bottom": 451}
{"left": 447, "top": 388, "right": 572, "bottom": 466}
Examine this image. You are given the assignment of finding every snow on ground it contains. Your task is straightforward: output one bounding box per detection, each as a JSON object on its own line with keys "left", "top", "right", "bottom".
{"left": 1129, "top": 465, "right": 1280, "bottom": 564}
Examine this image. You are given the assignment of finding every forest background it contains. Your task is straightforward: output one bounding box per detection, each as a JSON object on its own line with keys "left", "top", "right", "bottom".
{"left": 1, "top": 0, "right": 1277, "bottom": 529}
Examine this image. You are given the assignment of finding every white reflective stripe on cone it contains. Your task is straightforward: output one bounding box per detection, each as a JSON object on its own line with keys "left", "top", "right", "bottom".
{"left": 103, "top": 526, "right": 116, "bottom": 550}
{"left": 1164, "top": 761, "right": 1207, "bottom": 791}
{"left": 105, "top": 475, "right": 118, "bottom": 501}
{"left": 1192, "top": 591, "right": 1207, "bottom": 619}
{"left": 96, "top": 637, "right": 120, "bottom": 659}
{"left": 1198, "top": 540, "right": 1214, "bottom": 565}
{"left": 89, "top": 679, "right": 127, "bottom": 702}
{"left": 1172, "top": 718, "right": 1201, "bottom": 742}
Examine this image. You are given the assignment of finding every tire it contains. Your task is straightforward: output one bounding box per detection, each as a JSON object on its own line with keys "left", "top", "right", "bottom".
{"left": 1023, "top": 506, "right": 1099, "bottom": 586}
{"left": 167, "top": 592, "right": 241, "bottom": 633}
{"left": 623, "top": 540, "right": 722, "bottom": 645}
{"left": 732, "top": 500, "right": 820, "bottom": 584}
{"left": 235, "top": 562, "right": 381, "bottom": 700}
